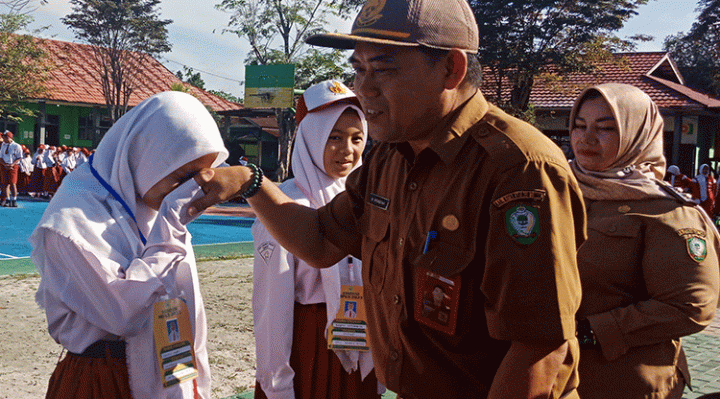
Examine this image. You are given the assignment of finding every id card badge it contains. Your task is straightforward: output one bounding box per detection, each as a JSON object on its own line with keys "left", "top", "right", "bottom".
{"left": 327, "top": 284, "right": 370, "bottom": 351}
{"left": 414, "top": 265, "right": 461, "bottom": 335}
{"left": 153, "top": 297, "right": 198, "bottom": 387}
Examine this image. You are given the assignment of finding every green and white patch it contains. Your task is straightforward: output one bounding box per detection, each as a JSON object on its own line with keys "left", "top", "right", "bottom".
{"left": 686, "top": 236, "right": 707, "bottom": 262}
{"left": 505, "top": 205, "right": 540, "bottom": 245}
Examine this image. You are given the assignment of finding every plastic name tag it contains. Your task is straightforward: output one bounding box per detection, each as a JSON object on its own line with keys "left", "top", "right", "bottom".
{"left": 153, "top": 297, "right": 198, "bottom": 387}
{"left": 327, "top": 285, "right": 370, "bottom": 351}
{"left": 414, "top": 265, "right": 461, "bottom": 335}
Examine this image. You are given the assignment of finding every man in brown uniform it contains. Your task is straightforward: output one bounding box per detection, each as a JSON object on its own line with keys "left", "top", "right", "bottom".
{"left": 189, "top": 0, "right": 586, "bottom": 397}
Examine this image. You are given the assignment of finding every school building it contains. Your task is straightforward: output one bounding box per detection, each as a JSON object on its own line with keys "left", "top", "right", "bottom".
{"left": 1, "top": 37, "right": 283, "bottom": 177}
{"left": 482, "top": 52, "right": 720, "bottom": 176}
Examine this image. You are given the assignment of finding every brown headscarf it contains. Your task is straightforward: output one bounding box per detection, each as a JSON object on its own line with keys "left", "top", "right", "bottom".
{"left": 569, "top": 83, "right": 670, "bottom": 201}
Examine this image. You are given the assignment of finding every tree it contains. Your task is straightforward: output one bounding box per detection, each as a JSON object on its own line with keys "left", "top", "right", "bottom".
{"left": 208, "top": 89, "right": 242, "bottom": 104}
{"left": 62, "top": 0, "right": 172, "bottom": 123}
{"left": 664, "top": 0, "right": 720, "bottom": 97}
{"left": 215, "top": 0, "right": 363, "bottom": 181}
{"left": 176, "top": 66, "right": 206, "bottom": 90}
{"left": 470, "top": 0, "right": 648, "bottom": 116}
{"left": 0, "top": 8, "right": 48, "bottom": 120}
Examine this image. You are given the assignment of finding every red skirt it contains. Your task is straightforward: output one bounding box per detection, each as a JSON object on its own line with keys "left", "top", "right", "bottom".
{"left": 43, "top": 165, "right": 61, "bottom": 193}
{"left": 45, "top": 341, "right": 132, "bottom": 399}
{"left": 255, "top": 302, "right": 380, "bottom": 399}
{"left": 30, "top": 168, "right": 45, "bottom": 193}
{"left": 17, "top": 172, "right": 32, "bottom": 193}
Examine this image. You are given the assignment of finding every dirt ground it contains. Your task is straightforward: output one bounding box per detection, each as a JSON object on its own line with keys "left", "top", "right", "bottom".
{"left": 0, "top": 257, "right": 257, "bottom": 399}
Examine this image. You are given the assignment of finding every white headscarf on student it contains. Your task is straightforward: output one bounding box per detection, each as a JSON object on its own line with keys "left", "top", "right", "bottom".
{"left": 696, "top": 164, "right": 711, "bottom": 202}
{"left": 31, "top": 91, "right": 228, "bottom": 398}
{"left": 291, "top": 81, "right": 371, "bottom": 378}
{"left": 569, "top": 83, "right": 671, "bottom": 201}
{"left": 292, "top": 103, "right": 366, "bottom": 207}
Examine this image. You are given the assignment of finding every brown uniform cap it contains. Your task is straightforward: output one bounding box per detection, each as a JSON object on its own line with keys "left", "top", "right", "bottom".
{"left": 306, "top": 0, "right": 479, "bottom": 53}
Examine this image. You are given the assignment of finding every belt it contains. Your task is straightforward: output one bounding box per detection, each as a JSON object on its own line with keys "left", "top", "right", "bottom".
{"left": 71, "top": 340, "right": 126, "bottom": 359}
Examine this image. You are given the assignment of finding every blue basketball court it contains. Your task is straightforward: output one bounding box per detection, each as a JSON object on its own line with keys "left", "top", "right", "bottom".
{"left": 0, "top": 197, "right": 255, "bottom": 274}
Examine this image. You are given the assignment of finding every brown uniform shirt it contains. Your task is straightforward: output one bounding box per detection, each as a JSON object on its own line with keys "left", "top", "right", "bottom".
{"left": 577, "top": 195, "right": 720, "bottom": 399}
{"left": 318, "top": 91, "right": 586, "bottom": 399}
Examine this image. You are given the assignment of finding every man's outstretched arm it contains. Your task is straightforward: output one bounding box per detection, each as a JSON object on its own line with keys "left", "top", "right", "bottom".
{"left": 189, "top": 165, "right": 347, "bottom": 268}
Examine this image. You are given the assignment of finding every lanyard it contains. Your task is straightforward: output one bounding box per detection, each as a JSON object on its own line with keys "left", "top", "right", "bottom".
{"left": 88, "top": 153, "right": 147, "bottom": 245}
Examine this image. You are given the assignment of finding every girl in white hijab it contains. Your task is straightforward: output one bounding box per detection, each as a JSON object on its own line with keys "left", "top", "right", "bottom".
{"left": 570, "top": 83, "right": 719, "bottom": 399}
{"left": 31, "top": 91, "right": 228, "bottom": 399}
{"left": 252, "top": 80, "right": 381, "bottom": 399}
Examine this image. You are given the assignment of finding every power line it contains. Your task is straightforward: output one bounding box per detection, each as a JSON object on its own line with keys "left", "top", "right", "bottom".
{"left": 164, "top": 58, "right": 243, "bottom": 84}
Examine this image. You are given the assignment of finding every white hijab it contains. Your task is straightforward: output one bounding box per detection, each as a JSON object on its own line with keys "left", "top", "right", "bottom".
{"left": 31, "top": 91, "right": 228, "bottom": 398}
{"left": 291, "top": 103, "right": 366, "bottom": 207}
{"left": 696, "top": 164, "right": 710, "bottom": 202}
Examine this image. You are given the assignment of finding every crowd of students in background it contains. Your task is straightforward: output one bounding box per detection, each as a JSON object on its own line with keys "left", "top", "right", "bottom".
{"left": 1, "top": 130, "right": 91, "bottom": 207}
{"left": 667, "top": 163, "right": 720, "bottom": 220}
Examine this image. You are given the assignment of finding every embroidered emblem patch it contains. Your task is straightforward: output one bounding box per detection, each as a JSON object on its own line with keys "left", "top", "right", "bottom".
{"left": 505, "top": 205, "right": 540, "bottom": 244}
{"left": 329, "top": 81, "right": 348, "bottom": 94}
{"left": 492, "top": 190, "right": 546, "bottom": 208}
{"left": 355, "top": 0, "right": 386, "bottom": 27}
{"left": 686, "top": 236, "right": 707, "bottom": 262}
{"left": 258, "top": 242, "right": 276, "bottom": 263}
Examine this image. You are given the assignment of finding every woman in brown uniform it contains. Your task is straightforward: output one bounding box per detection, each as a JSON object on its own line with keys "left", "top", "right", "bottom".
{"left": 570, "top": 83, "right": 720, "bottom": 399}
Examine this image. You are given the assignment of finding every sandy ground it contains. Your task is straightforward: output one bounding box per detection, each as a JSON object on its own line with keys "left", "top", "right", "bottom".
{"left": 0, "top": 257, "right": 257, "bottom": 399}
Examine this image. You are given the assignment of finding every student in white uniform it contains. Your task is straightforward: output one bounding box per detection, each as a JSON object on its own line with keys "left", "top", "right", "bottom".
{"left": 31, "top": 91, "right": 228, "bottom": 399}
{"left": 252, "top": 80, "right": 380, "bottom": 399}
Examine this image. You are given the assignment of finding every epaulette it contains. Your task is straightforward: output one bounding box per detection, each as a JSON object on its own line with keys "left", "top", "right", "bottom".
{"left": 657, "top": 180, "right": 697, "bottom": 205}
{"left": 470, "top": 121, "right": 522, "bottom": 163}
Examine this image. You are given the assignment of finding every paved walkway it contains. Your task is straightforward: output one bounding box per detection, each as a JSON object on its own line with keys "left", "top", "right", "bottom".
{"left": 684, "top": 311, "right": 720, "bottom": 398}
{"left": 222, "top": 311, "right": 720, "bottom": 399}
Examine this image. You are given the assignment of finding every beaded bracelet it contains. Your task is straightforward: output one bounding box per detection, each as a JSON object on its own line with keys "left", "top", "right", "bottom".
{"left": 239, "top": 163, "right": 264, "bottom": 199}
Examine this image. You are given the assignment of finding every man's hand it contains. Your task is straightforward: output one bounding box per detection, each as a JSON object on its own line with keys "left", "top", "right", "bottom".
{"left": 188, "top": 165, "right": 252, "bottom": 216}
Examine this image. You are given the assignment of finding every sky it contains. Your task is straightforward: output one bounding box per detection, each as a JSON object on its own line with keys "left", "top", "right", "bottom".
{"left": 21, "top": 0, "right": 701, "bottom": 99}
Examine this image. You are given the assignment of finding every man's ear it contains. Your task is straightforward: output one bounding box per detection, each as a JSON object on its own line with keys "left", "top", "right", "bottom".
{"left": 443, "top": 49, "right": 468, "bottom": 90}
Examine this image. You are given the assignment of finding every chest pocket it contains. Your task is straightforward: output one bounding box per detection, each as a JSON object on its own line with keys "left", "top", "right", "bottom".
{"left": 414, "top": 240, "right": 473, "bottom": 278}
{"left": 584, "top": 217, "right": 642, "bottom": 272}
{"left": 360, "top": 207, "right": 391, "bottom": 291}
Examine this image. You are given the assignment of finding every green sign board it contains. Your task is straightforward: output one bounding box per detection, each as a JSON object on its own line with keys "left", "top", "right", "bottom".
{"left": 244, "top": 64, "right": 295, "bottom": 108}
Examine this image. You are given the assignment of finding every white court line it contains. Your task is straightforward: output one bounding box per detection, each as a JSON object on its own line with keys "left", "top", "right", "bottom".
{"left": 0, "top": 253, "right": 19, "bottom": 259}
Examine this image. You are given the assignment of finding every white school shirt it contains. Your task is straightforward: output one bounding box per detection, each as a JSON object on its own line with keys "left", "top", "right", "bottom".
{"left": 252, "top": 179, "right": 374, "bottom": 399}
{"left": 34, "top": 152, "right": 48, "bottom": 169}
{"left": 1, "top": 141, "right": 23, "bottom": 164}
{"left": 61, "top": 154, "right": 76, "bottom": 174}
{"left": 34, "top": 180, "right": 211, "bottom": 398}
{"left": 19, "top": 155, "right": 33, "bottom": 174}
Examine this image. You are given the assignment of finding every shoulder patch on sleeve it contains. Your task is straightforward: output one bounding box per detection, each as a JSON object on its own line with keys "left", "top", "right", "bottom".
{"left": 677, "top": 229, "right": 708, "bottom": 262}
{"left": 493, "top": 190, "right": 547, "bottom": 208}
{"left": 505, "top": 205, "right": 540, "bottom": 244}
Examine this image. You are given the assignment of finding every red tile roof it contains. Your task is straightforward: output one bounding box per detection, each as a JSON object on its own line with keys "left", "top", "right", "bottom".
{"left": 32, "top": 37, "right": 243, "bottom": 112}
{"left": 481, "top": 52, "right": 720, "bottom": 110}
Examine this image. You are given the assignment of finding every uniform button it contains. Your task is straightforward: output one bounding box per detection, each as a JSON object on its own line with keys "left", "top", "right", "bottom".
{"left": 393, "top": 294, "right": 401, "bottom": 304}
{"left": 390, "top": 350, "right": 399, "bottom": 360}
{"left": 609, "top": 225, "right": 617, "bottom": 233}
{"left": 408, "top": 182, "right": 418, "bottom": 191}
{"left": 399, "top": 238, "right": 404, "bottom": 246}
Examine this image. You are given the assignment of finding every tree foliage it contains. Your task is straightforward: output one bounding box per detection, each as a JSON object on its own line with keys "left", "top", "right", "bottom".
{"left": 215, "top": 0, "right": 362, "bottom": 180}
{"left": 470, "top": 0, "right": 647, "bottom": 115}
{"left": 176, "top": 66, "right": 206, "bottom": 90}
{"left": 62, "top": 0, "right": 172, "bottom": 122}
{"left": 663, "top": 0, "right": 720, "bottom": 97}
{"left": 0, "top": 12, "right": 48, "bottom": 119}
{"left": 208, "top": 89, "right": 242, "bottom": 104}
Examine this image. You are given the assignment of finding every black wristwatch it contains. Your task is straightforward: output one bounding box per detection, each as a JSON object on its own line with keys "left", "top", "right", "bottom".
{"left": 576, "top": 318, "right": 599, "bottom": 349}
